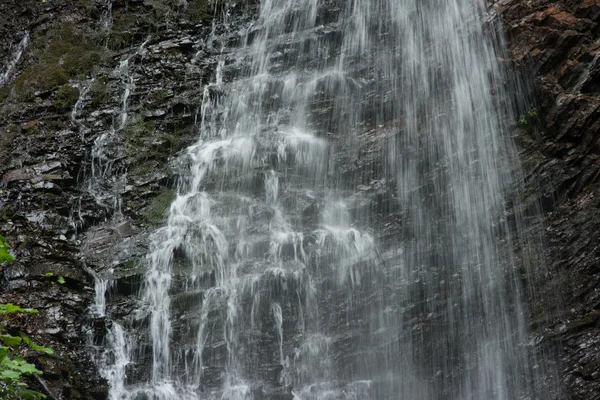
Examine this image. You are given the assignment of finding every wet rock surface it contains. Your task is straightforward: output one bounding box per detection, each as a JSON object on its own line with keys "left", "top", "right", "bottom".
{"left": 0, "top": 0, "right": 245, "bottom": 397}
{"left": 1, "top": 0, "right": 600, "bottom": 398}
{"left": 500, "top": 0, "right": 600, "bottom": 398}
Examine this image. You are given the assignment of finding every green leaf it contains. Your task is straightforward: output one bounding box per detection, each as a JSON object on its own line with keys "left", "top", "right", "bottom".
{"left": 0, "top": 304, "right": 21, "bottom": 314}
{"left": 42, "top": 272, "right": 54, "bottom": 278}
{"left": 57, "top": 276, "right": 65, "bottom": 285}
{"left": 19, "top": 333, "right": 32, "bottom": 345}
{"left": 18, "top": 333, "right": 53, "bottom": 354}
{"left": 17, "top": 389, "right": 47, "bottom": 399}
{"left": 3, "top": 357, "right": 42, "bottom": 375}
{"left": 0, "top": 369, "right": 20, "bottom": 380}
{"left": 0, "top": 304, "right": 38, "bottom": 314}
{"left": 0, "top": 347, "right": 8, "bottom": 363}
{"left": 0, "top": 236, "right": 15, "bottom": 263}
{"left": 29, "top": 343, "right": 53, "bottom": 355}
{"left": 0, "top": 335, "right": 22, "bottom": 346}
{"left": 0, "top": 248, "right": 14, "bottom": 263}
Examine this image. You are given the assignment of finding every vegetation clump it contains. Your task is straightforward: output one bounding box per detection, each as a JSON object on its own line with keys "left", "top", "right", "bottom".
{"left": 106, "top": 12, "right": 137, "bottom": 51}
{"left": 518, "top": 106, "right": 538, "bottom": 127}
{"left": 143, "top": 190, "right": 176, "bottom": 225}
{"left": 8, "top": 22, "right": 106, "bottom": 99}
{"left": 123, "top": 119, "right": 160, "bottom": 163}
{"left": 147, "top": 89, "right": 170, "bottom": 105}
{"left": 89, "top": 78, "right": 110, "bottom": 108}
{"left": 0, "top": 237, "right": 53, "bottom": 400}
{"left": 182, "top": 0, "right": 211, "bottom": 22}
{"left": 123, "top": 119, "right": 189, "bottom": 176}
{"left": 54, "top": 85, "right": 80, "bottom": 113}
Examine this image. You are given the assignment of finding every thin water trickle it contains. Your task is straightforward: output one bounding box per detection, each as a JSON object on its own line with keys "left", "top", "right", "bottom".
{"left": 71, "top": 78, "right": 94, "bottom": 135}
{"left": 0, "top": 31, "right": 29, "bottom": 87}
{"left": 84, "top": 38, "right": 152, "bottom": 400}
{"left": 99, "top": 0, "right": 557, "bottom": 399}
{"left": 86, "top": 266, "right": 133, "bottom": 400}
{"left": 100, "top": 0, "right": 114, "bottom": 29}
{"left": 88, "top": 38, "right": 150, "bottom": 217}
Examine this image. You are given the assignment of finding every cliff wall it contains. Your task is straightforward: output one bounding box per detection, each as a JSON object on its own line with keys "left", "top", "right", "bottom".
{"left": 0, "top": 0, "right": 599, "bottom": 398}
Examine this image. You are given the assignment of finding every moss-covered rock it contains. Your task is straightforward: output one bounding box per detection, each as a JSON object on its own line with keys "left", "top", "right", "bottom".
{"left": 5, "top": 22, "right": 107, "bottom": 100}
{"left": 182, "top": 0, "right": 211, "bottom": 22}
{"left": 89, "top": 78, "right": 109, "bottom": 108}
{"left": 123, "top": 119, "right": 159, "bottom": 163}
{"left": 142, "top": 189, "right": 176, "bottom": 225}
{"left": 54, "top": 85, "right": 80, "bottom": 113}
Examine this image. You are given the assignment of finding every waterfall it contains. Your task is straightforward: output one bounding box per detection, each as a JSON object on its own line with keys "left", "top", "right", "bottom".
{"left": 101, "top": 0, "right": 557, "bottom": 398}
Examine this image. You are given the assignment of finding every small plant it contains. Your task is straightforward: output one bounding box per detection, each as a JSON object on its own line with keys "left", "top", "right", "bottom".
{"left": 0, "top": 237, "right": 52, "bottom": 400}
{"left": 0, "top": 236, "right": 14, "bottom": 263}
{"left": 123, "top": 119, "right": 159, "bottom": 163}
{"left": 518, "top": 115, "right": 528, "bottom": 126}
{"left": 182, "top": 0, "right": 212, "bottom": 22}
{"left": 518, "top": 106, "right": 539, "bottom": 127}
{"left": 527, "top": 107, "right": 538, "bottom": 118}
{"left": 41, "top": 272, "right": 65, "bottom": 285}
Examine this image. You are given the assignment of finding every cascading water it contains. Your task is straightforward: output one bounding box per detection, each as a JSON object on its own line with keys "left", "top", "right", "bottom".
{"left": 98, "top": 0, "right": 114, "bottom": 29}
{"left": 0, "top": 31, "right": 29, "bottom": 87}
{"left": 81, "top": 38, "right": 151, "bottom": 399}
{"left": 88, "top": 37, "right": 150, "bottom": 218}
{"left": 100, "top": 0, "right": 558, "bottom": 399}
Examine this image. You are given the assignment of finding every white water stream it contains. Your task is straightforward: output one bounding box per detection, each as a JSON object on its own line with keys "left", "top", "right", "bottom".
{"left": 0, "top": 31, "right": 29, "bottom": 87}
{"left": 95, "top": 0, "right": 557, "bottom": 399}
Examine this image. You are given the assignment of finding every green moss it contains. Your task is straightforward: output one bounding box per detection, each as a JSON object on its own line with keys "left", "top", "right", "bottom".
{"left": 106, "top": 14, "right": 135, "bottom": 51}
{"left": 128, "top": 160, "right": 156, "bottom": 178}
{"left": 106, "top": 3, "right": 161, "bottom": 51}
{"left": 0, "top": 203, "right": 15, "bottom": 222}
{"left": 184, "top": 0, "right": 211, "bottom": 22}
{"left": 0, "top": 86, "right": 10, "bottom": 103}
{"left": 90, "top": 78, "right": 109, "bottom": 108}
{"left": 42, "top": 115, "right": 67, "bottom": 132}
{"left": 39, "top": 23, "right": 106, "bottom": 76}
{"left": 122, "top": 259, "right": 136, "bottom": 270}
{"left": 73, "top": 0, "right": 92, "bottom": 8}
{"left": 8, "top": 22, "right": 107, "bottom": 100}
{"left": 147, "top": 89, "right": 170, "bottom": 105}
{"left": 55, "top": 85, "right": 80, "bottom": 112}
{"left": 33, "top": 13, "right": 52, "bottom": 26}
{"left": 64, "top": 48, "right": 103, "bottom": 77}
{"left": 1, "top": 125, "right": 20, "bottom": 143}
{"left": 124, "top": 118, "right": 194, "bottom": 174}
{"left": 21, "top": 120, "right": 41, "bottom": 135}
{"left": 143, "top": 190, "right": 176, "bottom": 225}
{"left": 123, "top": 119, "right": 158, "bottom": 161}
{"left": 13, "top": 64, "right": 68, "bottom": 97}
{"left": 159, "top": 133, "right": 179, "bottom": 153}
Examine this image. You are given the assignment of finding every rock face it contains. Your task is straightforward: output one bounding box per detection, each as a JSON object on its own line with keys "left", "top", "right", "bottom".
{"left": 0, "top": 0, "right": 235, "bottom": 398}
{"left": 0, "top": 2, "right": 109, "bottom": 398}
{"left": 499, "top": 0, "right": 600, "bottom": 398}
{"left": 0, "top": 0, "right": 599, "bottom": 398}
